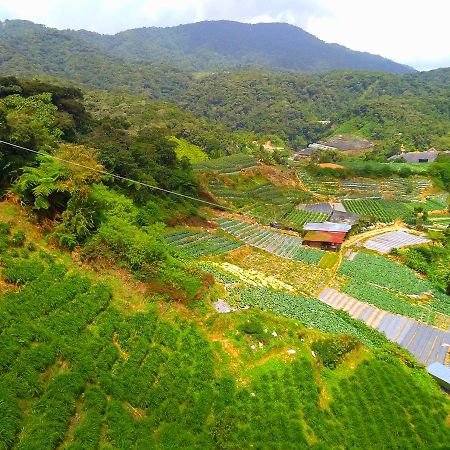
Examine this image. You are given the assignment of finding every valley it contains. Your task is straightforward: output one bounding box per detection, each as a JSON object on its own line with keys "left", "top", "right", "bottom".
{"left": 0, "top": 16, "right": 449, "bottom": 447}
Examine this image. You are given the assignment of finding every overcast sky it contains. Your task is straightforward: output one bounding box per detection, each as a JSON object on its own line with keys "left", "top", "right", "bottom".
{"left": 0, "top": 0, "right": 449, "bottom": 70}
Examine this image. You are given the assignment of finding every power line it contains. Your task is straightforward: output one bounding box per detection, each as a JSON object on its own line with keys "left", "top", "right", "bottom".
{"left": 0, "top": 139, "right": 236, "bottom": 212}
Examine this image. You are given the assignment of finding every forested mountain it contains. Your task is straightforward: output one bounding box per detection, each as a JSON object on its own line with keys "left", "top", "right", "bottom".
{"left": 69, "top": 20, "right": 414, "bottom": 73}
{"left": 0, "top": 19, "right": 414, "bottom": 74}
{"left": 0, "top": 20, "right": 191, "bottom": 99}
{"left": 0, "top": 19, "right": 447, "bottom": 151}
{"left": 172, "top": 69, "right": 450, "bottom": 149}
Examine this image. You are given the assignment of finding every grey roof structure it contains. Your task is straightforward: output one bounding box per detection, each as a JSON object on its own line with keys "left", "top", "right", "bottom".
{"left": 303, "top": 203, "right": 334, "bottom": 214}
{"left": 427, "top": 362, "right": 450, "bottom": 389}
{"left": 388, "top": 149, "right": 450, "bottom": 163}
{"left": 328, "top": 210, "right": 360, "bottom": 226}
{"left": 303, "top": 222, "right": 352, "bottom": 232}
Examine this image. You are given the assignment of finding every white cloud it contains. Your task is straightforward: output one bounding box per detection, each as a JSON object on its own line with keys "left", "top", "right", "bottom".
{"left": 0, "top": 0, "right": 448, "bottom": 69}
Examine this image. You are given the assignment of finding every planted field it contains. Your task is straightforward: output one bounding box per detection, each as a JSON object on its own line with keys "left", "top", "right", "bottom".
{"left": 338, "top": 252, "right": 450, "bottom": 317}
{"left": 1, "top": 242, "right": 449, "bottom": 448}
{"left": 342, "top": 198, "right": 410, "bottom": 222}
{"left": 218, "top": 218, "right": 324, "bottom": 264}
{"left": 381, "top": 178, "right": 431, "bottom": 202}
{"left": 339, "top": 252, "right": 430, "bottom": 295}
{"left": 283, "top": 207, "right": 329, "bottom": 228}
{"left": 341, "top": 179, "right": 382, "bottom": 196}
{"left": 165, "top": 230, "right": 243, "bottom": 257}
{"left": 208, "top": 178, "right": 311, "bottom": 224}
{"left": 318, "top": 251, "right": 340, "bottom": 269}
{"left": 194, "top": 154, "right": 257, "bottom": 173}
{"left": 298, "top": 170, "right": 340, "bottom": 195}
{"left": 235, "top": 287, "right": 389, "bottom": 348}
{"left": 363, "top": 230, "right": 430, "bottom": 253}
{"left": 427, "top": 215, "right": 450, "bottom": 229}
{"left": 343, "top": 281, "right": 431, "bottom": 322}
{"left": 214, "top": 249, "right": 335, "bottom": 296}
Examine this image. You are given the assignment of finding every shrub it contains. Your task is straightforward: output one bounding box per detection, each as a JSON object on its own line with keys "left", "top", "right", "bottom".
{"left": 311, "top": 335, "right": 360, "bottom": 368}
{"left": 238, "top": 318, "right": 266, "bottom": 341}
{"left": 2, "top": 258, "right": 46, "bottom": 285}
{"left": 11, "top": 230, "right": 26, "bottom": 247}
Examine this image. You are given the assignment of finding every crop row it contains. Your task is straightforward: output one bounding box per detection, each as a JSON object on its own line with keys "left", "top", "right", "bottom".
{"left": 342, "top": 199, "right": 410, "bottom": 222}
{"left": 218, "top": 218, "right": 323, "bottom": 264}
{"left": 235, "top": 287, "right": 381, "bottom": 347}
{"left": 343, "top": 281, "right": 429, "bottom": 322}
{"left": 164, "top": 230, "right": 243, "bottom": 257}
{"left": 338, "top": 252, "right": 431, "bottom": 295}
{"left": 193, "top": 154, "right": 257, "bottom": 173}
{"left": 283, "top": 208, "right": 329, "bottom": 228}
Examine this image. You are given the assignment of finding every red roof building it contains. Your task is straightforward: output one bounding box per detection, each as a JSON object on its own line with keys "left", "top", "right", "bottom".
{"left": 303, "top": 231, "right": 347, "bottom": 251}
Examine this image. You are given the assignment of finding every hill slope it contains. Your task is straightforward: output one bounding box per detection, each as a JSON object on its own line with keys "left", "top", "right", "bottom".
{"left": 0, "top": 19, "right": 413, "bottom": 74}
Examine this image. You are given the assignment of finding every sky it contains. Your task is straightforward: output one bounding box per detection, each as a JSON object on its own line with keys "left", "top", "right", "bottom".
{"left": 0, "top": 0, "right": 449, "bottom": 70}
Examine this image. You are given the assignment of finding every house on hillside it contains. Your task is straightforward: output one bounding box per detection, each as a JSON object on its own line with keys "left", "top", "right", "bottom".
{"left": 303, "top": 231, "right": 347, "bottom": 251}
{"left": 388, "top": 147, "right": 449, "bottom": 163}
{"left": 302, "top": 222, "right": 352, "bottom": 251}
{"left": 328, "top": 210, "right": 360, "bottom": 226}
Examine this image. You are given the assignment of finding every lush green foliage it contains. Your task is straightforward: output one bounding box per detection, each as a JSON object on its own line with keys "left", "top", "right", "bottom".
{"left": 339, "top": 252, "right": 450, "bottom": 316}
{"left": 311, "top": 335, "right": 360, "bottom": 368}
{"left": 235, "top": 286, "right": 385, "bottom": 348}
{"left": 2, "top": 249, "right": 449, "bottom": 448}
{"left": 165, "top": 230, "right": 243, "bottom": 257}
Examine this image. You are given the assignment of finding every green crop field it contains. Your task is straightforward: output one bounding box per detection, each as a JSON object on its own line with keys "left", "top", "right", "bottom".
{"left": 283, "top": 208, "right": 330, "bottom": 228}
{"left": 2, "top": 242, "right": 449, "bottom": 448}
{"left": 342, "top": 198, "right": 410, "bottom": 222}
{"left": 164, "top": 230, "right": 243, "bottom": 257}
{"left": 339, "top": 252, "right": 450, "bottom": 317}
{"left": 193, "top": 154, "right": 257, "bottom": 173}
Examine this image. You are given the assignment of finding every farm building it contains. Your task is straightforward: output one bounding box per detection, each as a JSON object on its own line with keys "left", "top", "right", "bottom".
{"left": 328, "top": 210, "right": 360, "bottom": 226}
{"left": 303, "top": 222, "right": 352, "bottom": 233}
{"left": 303, "top": 221, "right": 352, "bottom": 251}
{"left": 427, "top": 362, "right": 450, "bottom": 392}
{"left": 388, "top": 148, "right": 450, "bottom": 163}
{"left": 303, "top": 231, "right": 346, "bottom": 251}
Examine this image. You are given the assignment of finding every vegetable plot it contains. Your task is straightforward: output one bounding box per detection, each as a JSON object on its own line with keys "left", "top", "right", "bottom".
{"left": 218, "top": 218, "right": 324, "bottom": 264}
{"left": 165, "top": 230, "right": 243, "bottom": 257}
{"left": 342, "top": 199, "right": 410, "bottom": 222}
{"left": 235, "top": 287, "right": 385, "bottom": 348}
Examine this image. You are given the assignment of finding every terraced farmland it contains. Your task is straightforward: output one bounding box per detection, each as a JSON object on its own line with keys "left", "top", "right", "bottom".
{"left": 427, "top": 215, "right": 450, "bottom": 229}
{"left": 342, "top": 198, "right": 410, "bottom": 222}
{"left": 232, "top": 286, "right": 385, "bottom": 347}
{"left": 319, "top": 288, "right": 450, "bottom": 366}
{"left": 298, "top": 170, "right": 340, "bottom": 195}
{"left": 165, "top": 230, "right": 243, "bottom": 257}
{"left": 339, "top": 252, "right": 450, "bottom": 317}
{"left": 363, "top": 230, "right": 430, "bottom": 253}
{"left": 217, "top": 218, "right": 324, "bottom": 264}
{"left": 193, "top": 154, "right": 257, "bottom": 173}
{"left": 283, "top": 207, "right": 329, "bottom": 228}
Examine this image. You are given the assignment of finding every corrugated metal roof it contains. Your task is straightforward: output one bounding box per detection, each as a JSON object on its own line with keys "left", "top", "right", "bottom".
{"left": 303, "top": 221, "right": 352, "bottom": 232}
{"left": 304, "top": 231, "right": 347, "bottom": 244}
{"left": 427, "top": 362, "right": 450, "bottom": 387}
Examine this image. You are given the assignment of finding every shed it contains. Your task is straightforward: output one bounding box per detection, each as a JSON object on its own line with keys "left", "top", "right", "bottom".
{"left": 303, "top": 231, "right": 347, "bottom": 251}
{"left": 427, "top": 362, "right": 450, "bottom": 391}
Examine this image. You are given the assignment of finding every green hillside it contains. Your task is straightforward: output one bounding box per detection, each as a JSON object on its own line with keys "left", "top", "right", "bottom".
{"left": 1, "top": 50, "right": 450, "bottom": 448}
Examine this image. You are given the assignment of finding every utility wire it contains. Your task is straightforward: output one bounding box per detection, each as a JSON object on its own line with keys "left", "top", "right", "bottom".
{"left": 0, "top": 139, "right": 237, "bottom": 212}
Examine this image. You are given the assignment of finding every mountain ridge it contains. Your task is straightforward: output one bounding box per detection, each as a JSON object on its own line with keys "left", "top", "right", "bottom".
{"left": 0, "top": 19, "right": 415, "bottom": 73}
